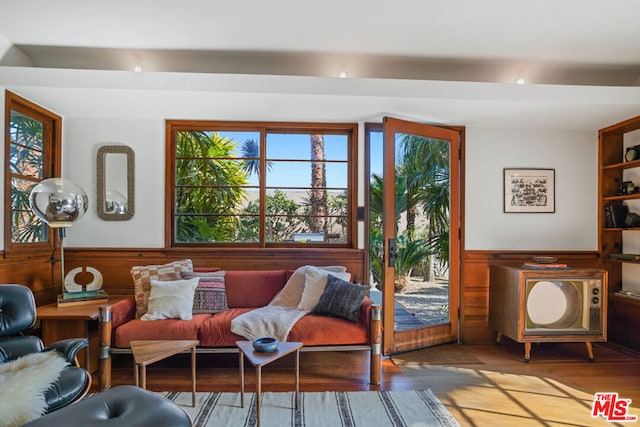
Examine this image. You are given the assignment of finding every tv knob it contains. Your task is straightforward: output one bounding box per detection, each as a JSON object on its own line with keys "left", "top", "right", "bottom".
{"left": 592, "top": 297, "right": 600, "bottom": 305}
{"left": 592, "top": 288, "right": 600, "bottom": 295}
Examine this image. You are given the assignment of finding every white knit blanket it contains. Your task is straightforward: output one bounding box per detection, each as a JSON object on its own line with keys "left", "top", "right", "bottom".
{"left": 230, "top": 265, "right": 347, "bottom": 342}
{"left": 230, "top": 306, "right": 308, "bottom": 342}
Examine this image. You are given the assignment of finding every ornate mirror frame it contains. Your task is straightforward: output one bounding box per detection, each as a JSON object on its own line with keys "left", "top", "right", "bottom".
{"left": 96, "top": 145, "right": 135, "bottom": 221}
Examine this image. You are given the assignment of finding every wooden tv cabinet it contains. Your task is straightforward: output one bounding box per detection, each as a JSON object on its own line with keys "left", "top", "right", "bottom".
{"left": 489, "top": 265, "right": 607, "bottom": 363}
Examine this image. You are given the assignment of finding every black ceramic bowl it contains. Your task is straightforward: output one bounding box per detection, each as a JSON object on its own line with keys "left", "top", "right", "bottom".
{"left": 253, "top": 337, "right": 279, "bottom": 352}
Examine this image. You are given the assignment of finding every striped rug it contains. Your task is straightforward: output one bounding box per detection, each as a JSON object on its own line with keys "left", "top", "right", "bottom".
{"left": 161, "top": 389, "right": 460, "bottom": 427}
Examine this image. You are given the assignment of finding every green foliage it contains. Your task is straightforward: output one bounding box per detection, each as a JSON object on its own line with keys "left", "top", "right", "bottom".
{"left": 300, "top": 191, "right": 348, "bottom": 242}
{"left": 368, "top": 134, "right": 450, "bottom": 286}
{"left": 369, "top": 232, "right": 384, "bottom": 286}
{"left": 393, "top": 235, "right": 432, "bottom": 278}
{"left": 239, "top": 190, "right": 304, "bottom": 242}
{"left": 175, "top": 131, "right": 249, "bottom": 243}
{"left": 9, "top": 111, "right": 48, "bottom": 244}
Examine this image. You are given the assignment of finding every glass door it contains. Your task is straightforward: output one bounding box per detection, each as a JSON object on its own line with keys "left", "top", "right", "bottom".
{"left": 379, "top": 117, "right": 460, "bottom": 354}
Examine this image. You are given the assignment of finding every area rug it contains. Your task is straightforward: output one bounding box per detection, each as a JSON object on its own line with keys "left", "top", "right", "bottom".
{"left": 161, "top": 390, "right": 460, "bottom": 426}
{"left": 391, "top": 344, "right": 483, "bottom": 366}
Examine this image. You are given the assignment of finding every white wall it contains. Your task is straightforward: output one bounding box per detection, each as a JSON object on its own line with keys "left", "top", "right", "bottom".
{"left": 61, "top": 117, "right": 598, "bottom": 250}
{"left": 63, "top": 118, "right": 165, "bottom": 247}
{"left": 3, "top": 68, "right": 634, "bottom": 252}
{"left": 465, "top": 127, "right": 597, "bottom": 250}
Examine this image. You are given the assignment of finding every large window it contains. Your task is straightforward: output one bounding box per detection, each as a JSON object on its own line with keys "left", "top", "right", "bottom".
{"left": 166, "top": 121, "right": 357, "bottom": 247}
{"left": 4, "top": 91, "right": 60, "bottom": 250}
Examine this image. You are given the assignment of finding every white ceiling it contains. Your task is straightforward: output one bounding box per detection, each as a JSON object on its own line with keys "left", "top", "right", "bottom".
{"left": 1, "top": 0, "right": 640, "bottom": 129}
{"left": 2, "top": 0, "right": 640, "bottom": 84}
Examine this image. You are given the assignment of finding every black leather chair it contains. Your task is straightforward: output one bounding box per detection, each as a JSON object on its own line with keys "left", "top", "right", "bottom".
{"left": 0, "top": 284, "right": 91, "bottom": 413}
{"left": 22, "top": 385, "right": 192, "bottom": 427}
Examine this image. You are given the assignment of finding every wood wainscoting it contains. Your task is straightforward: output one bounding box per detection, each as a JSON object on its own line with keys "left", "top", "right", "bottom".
{"left": 0, "top": 250, "right": 58, "bottom": 305}
{"left": 26, "top": 247, "right": 600, "bottom": 346}
{"left": 460, "top": 250, "right": 600, "bottom": 344}
{"left": 64, "top": 247, "right": 366, "bottom": 297}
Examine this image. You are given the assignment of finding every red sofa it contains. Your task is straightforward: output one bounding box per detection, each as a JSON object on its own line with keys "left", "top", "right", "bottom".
{"left": 98, "top": 269, "right": 381, "bottom": 389}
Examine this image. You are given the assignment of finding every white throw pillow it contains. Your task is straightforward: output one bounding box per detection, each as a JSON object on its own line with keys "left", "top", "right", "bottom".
{"left": 270, "top": 265, "right": 347, "bottom": 307}
{"left": 298, "top": 267, "right": 351, "bottom": 312}
{"left": 141, "top": 277, "right": 199, "bottom": 321}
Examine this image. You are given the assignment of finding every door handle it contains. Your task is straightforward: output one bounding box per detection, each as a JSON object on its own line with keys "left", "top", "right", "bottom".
{"left": 388, "top": 238, "right": 398, "bottom": 267}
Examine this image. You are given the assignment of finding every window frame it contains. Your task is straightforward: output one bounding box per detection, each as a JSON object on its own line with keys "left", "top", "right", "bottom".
{"left": 165, "top": 120, "right": 358, "bottom": 248}
{"left": 4, "top": 91, "right": 61, "bottom": 252}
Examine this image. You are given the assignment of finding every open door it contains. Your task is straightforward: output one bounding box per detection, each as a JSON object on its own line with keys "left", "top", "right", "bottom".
{"left": 381, "top": 117, "right": 460, "bottom": 354}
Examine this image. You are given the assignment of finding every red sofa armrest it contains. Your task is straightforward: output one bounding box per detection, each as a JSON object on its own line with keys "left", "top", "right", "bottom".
{"left": 110, "top": 296, "right": 136, "bottom": 329}
{"left": 358, "top": 296, "right": 374, "bottom": 339}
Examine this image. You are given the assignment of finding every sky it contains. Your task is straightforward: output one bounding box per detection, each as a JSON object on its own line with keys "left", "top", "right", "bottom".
{"left": 219, "top": 131, "right": 351, "bottom": 189}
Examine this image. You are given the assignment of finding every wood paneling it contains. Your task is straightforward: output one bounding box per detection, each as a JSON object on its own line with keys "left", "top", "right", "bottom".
{"left": 0, "top": 250, "right": 58, "bottom": 305}
{"left": 608, "top": 294, "right": 640, "bottom": 350}
{"left": 460, "top": 250, "right": 600, "bottom": 344}
{"left": 5, "top": 245, "right": 607, "bottom": 350}
{"left": 64, "top": 247, "right": 366, "bottom": 295}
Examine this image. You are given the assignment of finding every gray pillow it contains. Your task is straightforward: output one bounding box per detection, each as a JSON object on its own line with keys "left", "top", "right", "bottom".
{"left": 312, "top": 274, "right": 367, "bottom": 322}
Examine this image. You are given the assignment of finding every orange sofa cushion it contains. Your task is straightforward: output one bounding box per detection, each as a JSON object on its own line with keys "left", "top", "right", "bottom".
{"left": 114, "top": 314, "right": 209, "bottom": 348}
{"left": 224, "top": 270, "right": 287, "bottom": 308}
{"left": 287, "top": 313, "right": 368, "bottom": 345}
{"left": 198, "top": 308, "right": 253, "bottom": 346}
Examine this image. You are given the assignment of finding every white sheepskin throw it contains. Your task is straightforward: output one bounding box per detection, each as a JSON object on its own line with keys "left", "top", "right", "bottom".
{"left": 0, "top": 350, "right": 69, "bottom": 427}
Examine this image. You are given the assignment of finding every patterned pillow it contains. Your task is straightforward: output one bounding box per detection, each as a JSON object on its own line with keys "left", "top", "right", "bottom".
{"left": 131, "top": 259, "right": 193, "bottom": 319}
{"left": 312, "top": 274, "right": 368, "bottom": 322}
{"left": 183, "top": 271, "right": 228, "bottom": 314}
{"left": 298, "top": 267, "right": 351, "bottom": 312}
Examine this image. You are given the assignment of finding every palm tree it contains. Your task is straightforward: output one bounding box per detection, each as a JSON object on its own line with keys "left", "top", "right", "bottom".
{"left": 175, "top": 131, "right": 249, "bottom": 242}
{"left": 368, "top": 135, "right": 450, "bottom": 289}
{"left": 309, "top": 134, "right": 327, "bottom": 233}
{"left": 240, "top": 139, "right": 261, "bottom": 176}
{"left": 369, "top": 173, "right": 412, "bottom": 289}
{"left": 240, "top": 139, "right": 274, "bottom": 177}
{"left": 401, "top": 135, "right": 450, "bottom": 276}
{"left": 9, "top": 112, "right": 48, "bottom": 243}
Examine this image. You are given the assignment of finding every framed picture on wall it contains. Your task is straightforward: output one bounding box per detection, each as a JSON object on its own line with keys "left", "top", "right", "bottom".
{"left": 503, "top": 168, "right": 555, "bottom": 213}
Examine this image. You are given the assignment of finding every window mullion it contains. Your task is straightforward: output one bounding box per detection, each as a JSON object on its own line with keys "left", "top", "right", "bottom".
{"left": 259, "top": 129, "right": 267, "bottom": 247}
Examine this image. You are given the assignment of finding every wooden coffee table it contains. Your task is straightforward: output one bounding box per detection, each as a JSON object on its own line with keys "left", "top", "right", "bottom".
{"left": 237, "top": 340, "right": 302, "bottom": 427}
{"left": 130, "top": 340, "right": 199, "bottom": 406}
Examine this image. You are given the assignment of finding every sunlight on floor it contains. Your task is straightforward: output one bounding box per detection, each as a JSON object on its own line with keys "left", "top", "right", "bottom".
{"left": 401, "top": 365, "right": 640, "bottom": 427}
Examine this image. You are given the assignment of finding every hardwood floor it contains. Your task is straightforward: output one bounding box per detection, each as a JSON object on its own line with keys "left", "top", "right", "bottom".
{"left": 96, "top": 341, "right": 640, "bottom": 426}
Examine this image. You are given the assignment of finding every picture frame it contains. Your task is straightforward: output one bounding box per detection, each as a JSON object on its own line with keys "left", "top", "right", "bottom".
{"left": 503, "top": 168, "right": 555, "bottom": 213}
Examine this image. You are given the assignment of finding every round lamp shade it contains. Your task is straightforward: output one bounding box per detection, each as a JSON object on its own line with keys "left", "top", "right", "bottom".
{"left": 30, "top": 178, "right": 88, "bottom": 228}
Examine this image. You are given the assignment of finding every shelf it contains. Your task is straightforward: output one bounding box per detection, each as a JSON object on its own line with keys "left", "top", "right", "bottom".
{"left": 607, "top": 259, "right": 640, "bottom": 264}
{"left": 602, "top": 193, "right": 640, "bottom": 202}
{"left": 610, "top": 292, "right": 640, "bottom": 305}
{"left": 603, "top": 227, "right": 640, "bottom": 231}
{"left": 602, "top": 158, "right": 640, "bottom": 170}
{"left": 600, "top": 116, "right": 640, "bottom": 353}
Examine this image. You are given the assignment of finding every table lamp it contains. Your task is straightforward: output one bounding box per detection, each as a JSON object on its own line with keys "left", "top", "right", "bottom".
{"left": 29, "top": 178, "right": 88, "bottom": 295}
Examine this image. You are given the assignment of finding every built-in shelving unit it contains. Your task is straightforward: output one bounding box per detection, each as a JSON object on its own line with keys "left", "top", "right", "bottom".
{"left": 599, "top": 115, "right": 640, "bottom": 351}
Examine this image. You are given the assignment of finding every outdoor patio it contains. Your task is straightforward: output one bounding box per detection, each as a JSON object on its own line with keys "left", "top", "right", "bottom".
{"left": 368, "top": 277, "right": 450, "bottom": 330}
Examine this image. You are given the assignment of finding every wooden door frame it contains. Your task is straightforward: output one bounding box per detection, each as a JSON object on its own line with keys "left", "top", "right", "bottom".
{"left": 381, "top": 117, "right": 462, "bottom": 354}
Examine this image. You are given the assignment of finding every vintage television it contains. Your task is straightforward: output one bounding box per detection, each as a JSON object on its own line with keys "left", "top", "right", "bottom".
{"left": 489, "top": 265, "right": 607, "bottom": 362}
{"left": 524, "top": 278, "right": 603, "bottom": 335}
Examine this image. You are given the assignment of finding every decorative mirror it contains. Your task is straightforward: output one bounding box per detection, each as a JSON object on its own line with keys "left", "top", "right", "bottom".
{"left": 96, "top": 145, "right": 135, "bottom": 220}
